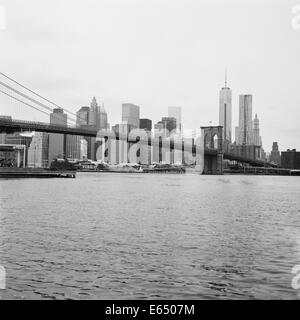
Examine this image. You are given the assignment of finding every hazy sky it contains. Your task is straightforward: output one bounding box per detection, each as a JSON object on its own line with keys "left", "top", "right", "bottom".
{"left": 0, "top": 0, "right": 300, "bottom": 152}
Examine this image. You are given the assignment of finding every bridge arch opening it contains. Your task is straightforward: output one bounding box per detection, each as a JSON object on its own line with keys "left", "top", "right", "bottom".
{"left": 205, "top": 134, "right": 210, "bottom": 149}
{"left": 213, "top": 134, "right": 218, "bottom": 149}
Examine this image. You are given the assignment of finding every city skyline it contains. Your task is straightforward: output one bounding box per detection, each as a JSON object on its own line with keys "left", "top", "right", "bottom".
{"left": 1, "top": 0, "right": 300, "bottom": 152}
{"left": 1, "top": 1, "right": 300, "bottom": 302}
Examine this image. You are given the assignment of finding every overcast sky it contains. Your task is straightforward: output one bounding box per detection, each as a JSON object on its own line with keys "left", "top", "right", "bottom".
{"left": 0, "top": 0, "right": 300, "bottom": 152}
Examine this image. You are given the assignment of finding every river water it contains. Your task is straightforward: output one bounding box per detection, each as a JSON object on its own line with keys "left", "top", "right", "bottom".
{"left": 0, "top": 173, "right": 300, "bottom": 300}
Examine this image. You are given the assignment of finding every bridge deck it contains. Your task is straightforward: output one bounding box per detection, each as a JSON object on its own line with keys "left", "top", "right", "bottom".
{"left": 0, "top": 118, "right": 275, "bottom": 167}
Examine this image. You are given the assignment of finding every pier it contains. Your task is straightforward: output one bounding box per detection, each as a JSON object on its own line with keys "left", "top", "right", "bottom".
{"left": 224, "top": 167, "right": 300, "bottom": 176}
{"left": 0, "top": 168, "right": 76, "bottom": 178}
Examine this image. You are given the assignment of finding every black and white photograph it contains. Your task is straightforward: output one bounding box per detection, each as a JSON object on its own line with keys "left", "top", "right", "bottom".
{"left": 0, "top": 0, "right": 300, "bottom": 305}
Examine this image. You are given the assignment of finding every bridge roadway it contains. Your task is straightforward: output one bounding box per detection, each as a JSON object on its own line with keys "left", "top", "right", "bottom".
{"left": 0, "top": 118, "right": 274, "bottom": 167}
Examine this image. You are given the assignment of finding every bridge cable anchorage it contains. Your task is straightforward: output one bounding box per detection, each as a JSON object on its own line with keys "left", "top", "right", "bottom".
{"left": 0, "top": 71, "right": 88, "bottom": 125}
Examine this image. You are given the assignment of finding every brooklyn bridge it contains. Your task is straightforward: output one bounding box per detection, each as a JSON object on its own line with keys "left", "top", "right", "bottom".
{"left": 0, "top": 72, "right": 276, "bottom": 174}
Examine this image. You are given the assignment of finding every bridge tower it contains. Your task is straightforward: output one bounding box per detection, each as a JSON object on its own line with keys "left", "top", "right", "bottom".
{"left": 201, "top": 126, "right": 224, "bottom": 174}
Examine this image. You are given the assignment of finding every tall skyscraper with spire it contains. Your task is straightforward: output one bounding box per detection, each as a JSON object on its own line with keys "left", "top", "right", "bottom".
{"left": 219, "top": 71, "right": 232, "bottom": 143}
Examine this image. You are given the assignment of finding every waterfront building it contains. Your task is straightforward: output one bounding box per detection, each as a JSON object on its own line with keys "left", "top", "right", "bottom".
{"left": 219, "top": 74, "right": 232, "bottom": 143}
{"left": 5, "top": 132, "right": 33, "bottom": 166}
{"left": 27, "top": 132, "right": 49, "bottom": 168}
{"left": 48, "top": 108, "right": 67, "bottom": 164}
{"left": 0, "top": 144, "right": 26, "bottom": 168}
{"left": 122, "top": 103, "right": 140, "bottom": 128}
{"left": 281, "top": 149, "right": 300, "bottom": 169}
{"left": 269, "top": 142, "right": 281, "bottom": 166}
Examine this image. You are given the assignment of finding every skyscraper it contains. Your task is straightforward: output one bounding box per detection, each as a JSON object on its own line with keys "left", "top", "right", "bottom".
{"left": 48, "top": 108, "right": 67, "bottom": 164}
{"left": 66, "top": 135, "right": 81, "bottom": 160}
{"left": 122, "top": 103, "right": 140, "bottom": 128}
{"left": 112, "top": 123, "right": 131, "bottom": 164}
{"left": 168, "top": 107, "right": 182, "bottom": 134}
{"left": 89, "top": 96, "right": 99, "bottom": 129}
{"left": 281, "top": 149, "right": 300, "bottom": 169}
{"left": 139, "top": 119, "right": 152, "bottom": 132}
{"left": 139, "top": 119, "right": 152, "bottom": 164}
{"left": 76, "top": 106, "right": 90, "bottom": 127}
{"left": 76, "top": 98, "right": 109, "bottom": 160}
{"left": 269, "top": 142, "right": 281, "bottom": 166}
{"left": 161, "top": 117, "right": 177, "bottom": 135}
{"left": 236, "top": 94, "right": 253, "bottom": 145}
{"left": 253, "top": 114, "right": 261, "bottom": 146}
{"left": 99, "top": 103, "right": 108, "bottom": 130}
{"left": 219, "top": 73, "right": 232, "bottom": 143}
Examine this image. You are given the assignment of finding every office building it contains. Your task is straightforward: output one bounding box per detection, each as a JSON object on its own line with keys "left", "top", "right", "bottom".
{"left": 76, "top": 97, "right": 109, "bottom": 160}
{"left": 48, "top": 108, "right": 67, "bottom": 164}
{"left": 122, "top": 103, "right": 140, "bottom": 128}
{"left": 139, "top": 119, "right": 152, "bottom": 165}
{"left": 253, "top": 114, "right": 261, "bottom": 146}
{"left": 139, "top": 119, "right": 152, "bottom": 132}
{"left": 112, "top": 123, "right": 131, "bottom": 164}
{"left": 269, "top": 142, "right": 281, "bottom": 166}
{"left": 219, "top": 74, "right": 232, "bottom": 143}
{"left": 161, "top": 117, "right": 177, "bottom": 135}
{"left": 76, "top": 106, "right": 90, "bottom": 127}
{"left": 281, "top": 149, "right": 300, "bottom": 169}
{"left": 168, "top": 107, "right": 182, "bottom": 134}
{"left": 66, "top": 135, "right": 82, "bottom": 160}
{"left": 236, "top": 94, "right": 253, "bottom": 145}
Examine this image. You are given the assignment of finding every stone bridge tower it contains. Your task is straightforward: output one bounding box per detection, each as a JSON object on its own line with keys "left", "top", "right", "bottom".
{"left": 201, "top": 126, "right": 224, "bottom": 174}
